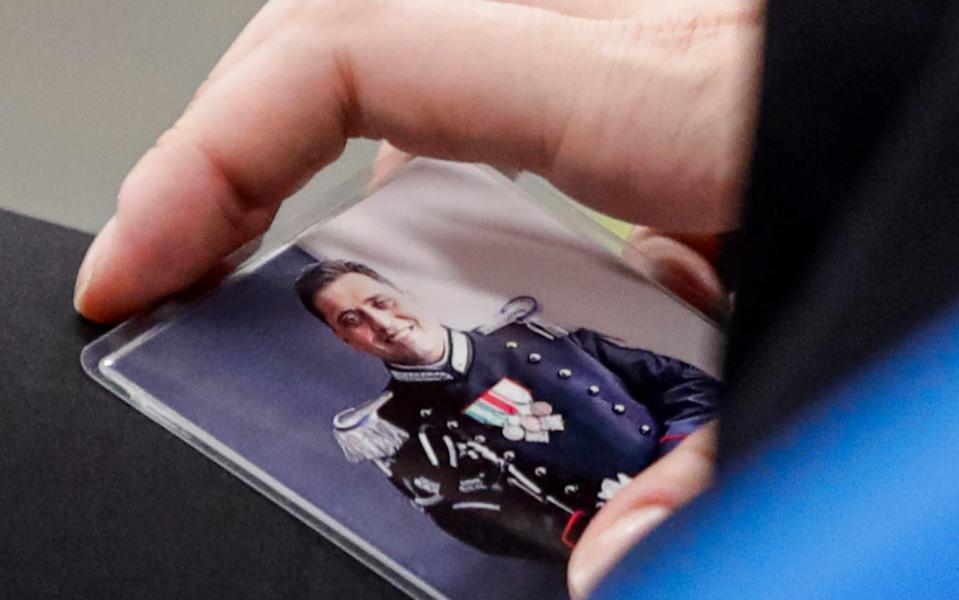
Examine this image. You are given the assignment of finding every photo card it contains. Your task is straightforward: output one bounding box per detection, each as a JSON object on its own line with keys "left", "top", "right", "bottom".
{"left": 86, "top": 160, "right": 724, "bottom": 600}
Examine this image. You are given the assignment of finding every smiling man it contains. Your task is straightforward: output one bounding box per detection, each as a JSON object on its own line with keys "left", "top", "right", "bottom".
{"left": 295, "top": 259, "right": 722, "bottom": 559}
{"left": 301, "top": 262, "right": 446, "bottom": 366}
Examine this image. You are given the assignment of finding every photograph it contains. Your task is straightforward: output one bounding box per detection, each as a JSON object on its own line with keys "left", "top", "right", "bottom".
{"left": 98, "top": 160, "right": 724, "bottom": 599}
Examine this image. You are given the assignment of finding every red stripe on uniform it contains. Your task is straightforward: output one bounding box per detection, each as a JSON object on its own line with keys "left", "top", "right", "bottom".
{"left": 562, "top": 510, "right": 588, "bottom": 549}
{"left": 659, "top": 434, "right": 688, "bottom": 444}
{"left": 480, "top": 391, "right": 518, "bottom": 415}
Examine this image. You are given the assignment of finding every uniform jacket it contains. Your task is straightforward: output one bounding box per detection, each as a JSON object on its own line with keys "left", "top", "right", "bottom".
{"left": 333, "top": 299, "right": 722, "bottom": 559}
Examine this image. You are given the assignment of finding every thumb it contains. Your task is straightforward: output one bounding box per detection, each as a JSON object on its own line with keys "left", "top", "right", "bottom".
{"left": 567, "top": 421, "right": 719, "bottom": 599}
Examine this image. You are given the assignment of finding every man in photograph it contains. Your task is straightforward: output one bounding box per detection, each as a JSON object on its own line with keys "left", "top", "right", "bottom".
{"left": 295, "top": 259, "right": 722, "bottom": 560}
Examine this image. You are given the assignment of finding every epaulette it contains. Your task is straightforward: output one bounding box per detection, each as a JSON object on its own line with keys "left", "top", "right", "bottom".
{"left": 474, "top": 296, "right": 539, "bottom": 335}
{"left": 332, "top": 391, "right": 409, "bottom": 463}
{"left": 474, "top": 295, "right": 568, "bottom": 339}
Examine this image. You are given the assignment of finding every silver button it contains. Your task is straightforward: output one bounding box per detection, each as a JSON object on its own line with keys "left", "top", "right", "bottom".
{"left": 564, "top": 484, "right": 579, "bottom": 495}
{"left": 534, "top": 466, "right": 547, "bottom": 477}
{"left": 447, "top": 420, "right": 459, "bottom": 429}
{"left": 505, "top": 341, "right": 519, "bottom": 349}
{"left": 640, "top": 424, "right": 652, "bottom": 435}
{"left": 587, "top": 385, "right": 600, "bottom": 396}
{"left": 420, "top": 408, "right": 432, "bottom": 418}
{"left": 612, "top": 404, "right": 626, "bottom": 414}
{"left": 502, "top": 450, "right": 516, "bottom": 461}
{"left": 528, "top": 353, "right": 542, "bottom": 364}
{"left": 558, "top": 368, "right": 572, "bottom": 379}
{"left": 474, "top": 435, "right": 486, "bottom": 444}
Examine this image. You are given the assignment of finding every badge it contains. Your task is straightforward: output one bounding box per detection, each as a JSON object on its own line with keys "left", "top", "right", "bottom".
{"left": 463, "top": 378, "right": 566, "bottom": 444}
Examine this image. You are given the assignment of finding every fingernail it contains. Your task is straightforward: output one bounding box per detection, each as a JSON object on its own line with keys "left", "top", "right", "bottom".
{"left": 568, "top": 506, "right": 670, "bottom": 600}
{"left": 74, "top": 216, "right": 114, "bottom": 313}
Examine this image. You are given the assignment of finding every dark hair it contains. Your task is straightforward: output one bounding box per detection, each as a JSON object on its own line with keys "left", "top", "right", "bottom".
{"left": 294, "top": 259, "right": 395, "bottom": 325}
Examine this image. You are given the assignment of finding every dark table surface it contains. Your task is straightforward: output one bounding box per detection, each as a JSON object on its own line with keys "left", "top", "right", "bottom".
{"left": 0, "top": 209, "right": 404, "bottom": 599}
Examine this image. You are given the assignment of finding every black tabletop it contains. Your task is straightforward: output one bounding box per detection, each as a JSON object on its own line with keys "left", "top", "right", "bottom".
{"left": 0, "top": 209, "right": 403, "bottom": 599}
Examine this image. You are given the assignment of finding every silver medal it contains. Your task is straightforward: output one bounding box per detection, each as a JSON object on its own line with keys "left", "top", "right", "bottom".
{"left": 503, "top": 425, "right": 525, "bottom": 441}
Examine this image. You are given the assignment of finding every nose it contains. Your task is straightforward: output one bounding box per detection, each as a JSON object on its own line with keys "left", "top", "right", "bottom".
{"left": 365, "top": 308, "right": 394, "bottom": 334}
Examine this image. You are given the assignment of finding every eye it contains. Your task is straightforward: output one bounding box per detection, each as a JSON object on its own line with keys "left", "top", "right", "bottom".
{"left": 372, "top": 296, "right": 395, "bottom": 310}
{"left": 338, "top": 311, "right": 361, "bottom": 328}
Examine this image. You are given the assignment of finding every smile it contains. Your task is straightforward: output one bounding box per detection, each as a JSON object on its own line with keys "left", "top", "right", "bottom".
{"left": 385, "top": 325, "right": 415, "bottom": 344}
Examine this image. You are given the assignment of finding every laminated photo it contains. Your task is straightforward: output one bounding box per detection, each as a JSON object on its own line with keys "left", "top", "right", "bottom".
{"left": 93, "top": 160, "right": 724, "bottom": 600}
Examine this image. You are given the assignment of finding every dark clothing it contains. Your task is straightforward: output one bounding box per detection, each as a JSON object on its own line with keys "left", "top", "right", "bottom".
{"left": 369, "top": 323, "right": 721, "bottom": 558}
{"left": 722, "top": 0, "right": 959, "bottom": 463}
{"left": 591, "top": 4, "right": 959, "bottom": 595}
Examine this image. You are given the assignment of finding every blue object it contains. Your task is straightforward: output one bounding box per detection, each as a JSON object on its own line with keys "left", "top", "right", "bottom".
{"left": 593, "top": 303, "right": 959, "bottom": 598}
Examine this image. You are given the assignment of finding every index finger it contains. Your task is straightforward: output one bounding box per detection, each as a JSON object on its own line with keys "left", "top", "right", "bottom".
{"left": 74, "top": 0, "right": 605, "bottom": 322}
{"left": 76, "top": 0, "right": 757, "bottom": 322}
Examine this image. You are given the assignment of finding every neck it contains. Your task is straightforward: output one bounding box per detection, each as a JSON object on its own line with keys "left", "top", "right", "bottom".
{"left": 393, "top": 327, "right": 449, "bottom": 368}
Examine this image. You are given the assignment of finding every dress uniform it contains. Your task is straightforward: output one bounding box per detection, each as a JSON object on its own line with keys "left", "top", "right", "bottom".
{"left": 332, "top": 297, "right": 722, "bottom": 559}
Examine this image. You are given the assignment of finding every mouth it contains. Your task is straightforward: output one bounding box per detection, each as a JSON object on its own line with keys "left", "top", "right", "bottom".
{"left": 384, "top": 325, "right": 414, "bottom": 344}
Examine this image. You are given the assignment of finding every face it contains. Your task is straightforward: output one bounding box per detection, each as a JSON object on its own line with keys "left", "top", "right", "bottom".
{"left": 314, "top": 273, "right": 446, "bottom": 366}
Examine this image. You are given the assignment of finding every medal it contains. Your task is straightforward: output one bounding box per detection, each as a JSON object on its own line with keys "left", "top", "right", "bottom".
{"left": 531, "top": 401, "right": 553, "bottom": 416}
{"left": 463, "top": 378, "right": 565, "bottom": 444}
{"left": 524, "top": 430, "right": 550, "bottom": 443}
{"left": 503, "top": 425, "right": 526, "bottom": 441}
{"left": 541, "top": 415, "right": 565, "bottom": 431}
{"left": 521, "top": 415, "right": 542, "bottom": 432}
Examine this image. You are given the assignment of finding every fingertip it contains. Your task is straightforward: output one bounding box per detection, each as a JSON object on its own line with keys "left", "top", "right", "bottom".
{"left": 74, "top": 216, "right": 120, "bottom": 323}
{"left": 568, "top": 506, "right": 672, "bottom": 599}
{"left": 74, "top": 138, "right": 269, "bottom": 323}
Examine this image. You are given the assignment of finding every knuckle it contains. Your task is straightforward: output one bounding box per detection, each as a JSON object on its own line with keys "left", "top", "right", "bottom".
{"left": 298, "top": 0, "right": 388, "bottom": 30}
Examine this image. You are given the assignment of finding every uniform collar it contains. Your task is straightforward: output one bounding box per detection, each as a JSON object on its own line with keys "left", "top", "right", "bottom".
{"left": 387, "top": 328, "right": 472, "bottom": 382}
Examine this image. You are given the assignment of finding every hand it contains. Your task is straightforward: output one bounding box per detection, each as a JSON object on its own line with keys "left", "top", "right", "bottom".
{"left": 568, "top": 421, "right": 719, "bottom": 599}
{"left": 73, "top": 0, "right": 765, "bottom": 323}
{"left": 623, "top": 226, "right": 732, "bottom": 322}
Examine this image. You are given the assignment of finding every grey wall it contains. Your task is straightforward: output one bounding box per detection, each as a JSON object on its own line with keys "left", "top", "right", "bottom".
{"left": 0, "top": 1, "right": 377, "bottom": 234}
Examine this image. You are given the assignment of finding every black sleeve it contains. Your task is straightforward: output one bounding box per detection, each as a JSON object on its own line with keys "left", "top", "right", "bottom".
{"left": 723, "top": 0, "right": 959, "bottom": 463}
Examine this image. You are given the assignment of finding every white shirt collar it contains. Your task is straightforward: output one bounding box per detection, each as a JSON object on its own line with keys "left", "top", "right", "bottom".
{"left": 387, "top": 329, "right": 472, "bottom": 382}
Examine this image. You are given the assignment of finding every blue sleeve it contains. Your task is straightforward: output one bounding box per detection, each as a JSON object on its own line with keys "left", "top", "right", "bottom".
{"left": 571, "top": 329, "right": 723, "bottom": 453}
